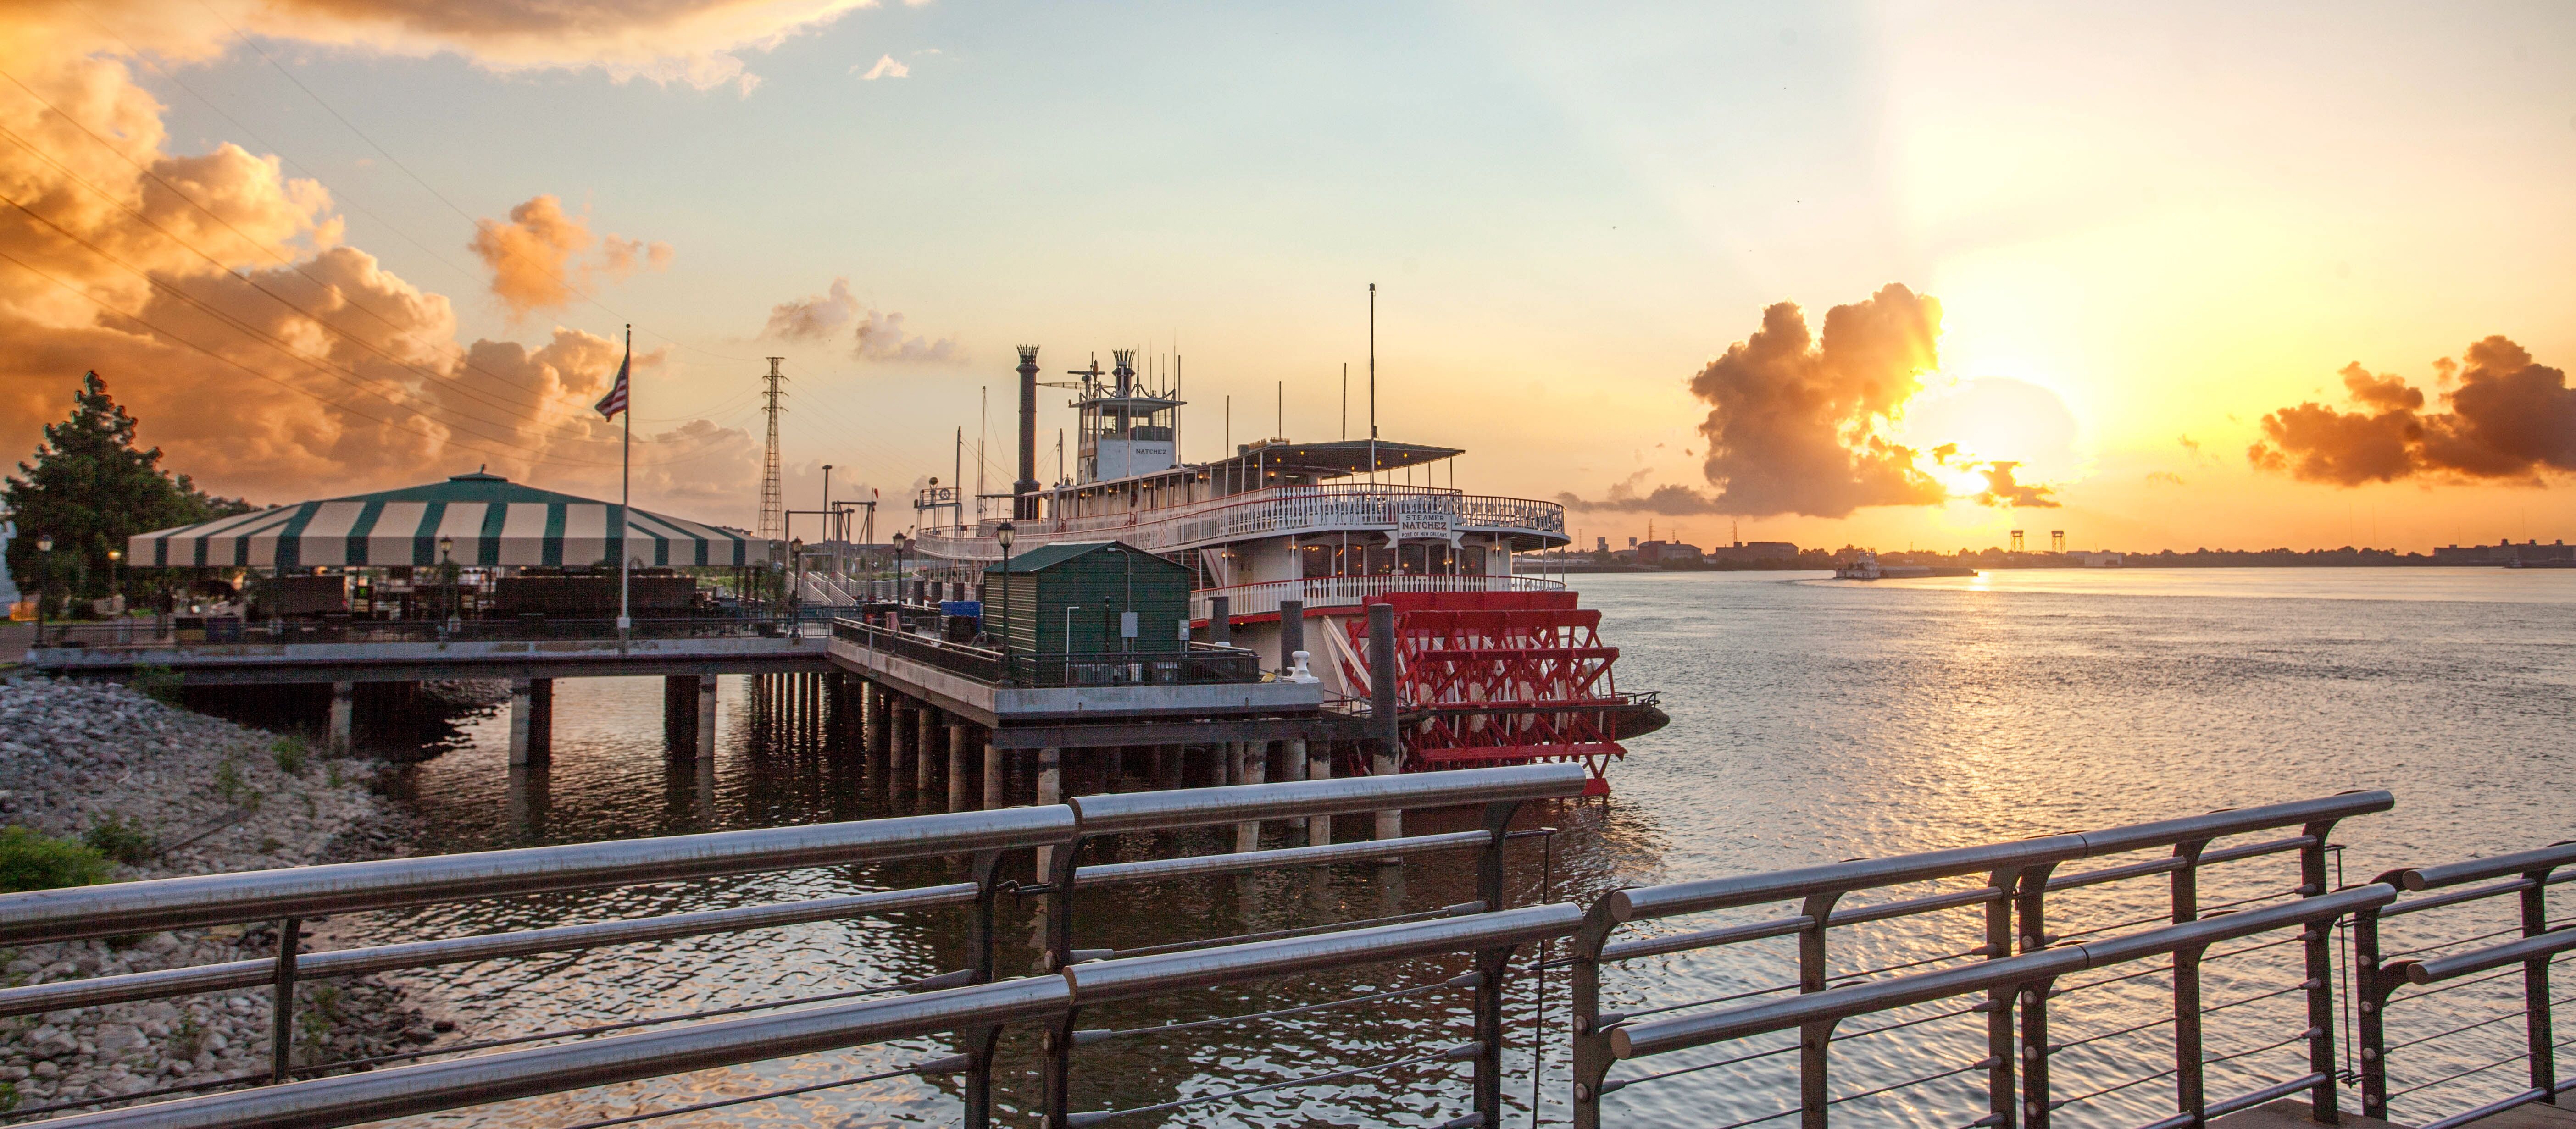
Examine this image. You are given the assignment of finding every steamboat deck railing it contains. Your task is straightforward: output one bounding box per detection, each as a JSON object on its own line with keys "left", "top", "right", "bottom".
{"left": 16, "top": 778, "right": 2574, "bottom": 1129}
{"left": 912, "top": 483, "right": 1567, "bottom": 561}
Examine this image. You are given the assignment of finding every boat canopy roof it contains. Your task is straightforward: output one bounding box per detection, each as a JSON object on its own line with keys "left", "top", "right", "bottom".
{"left": 1198, "top": 439, "right": 1460, "bottom": 480}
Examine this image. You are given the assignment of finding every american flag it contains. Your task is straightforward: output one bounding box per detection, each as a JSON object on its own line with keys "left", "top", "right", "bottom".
{"left": 594, "top": 349, "right": 630, "bottom": 419}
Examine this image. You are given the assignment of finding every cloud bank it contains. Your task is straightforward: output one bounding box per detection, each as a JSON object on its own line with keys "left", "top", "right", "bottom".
{"left": 0, "top": 0, "right": 851, "bottom": 509}
{"left": 2248, "top": 337, "right": 2576, "bottom": 485}
{"left": 1561, "top": 284, "right": 2057, "bottom": 517}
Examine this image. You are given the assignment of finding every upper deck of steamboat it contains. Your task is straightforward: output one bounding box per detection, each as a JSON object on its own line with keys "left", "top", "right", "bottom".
{"left": 911, "top": 438, "right": 1568, "bottom": 563}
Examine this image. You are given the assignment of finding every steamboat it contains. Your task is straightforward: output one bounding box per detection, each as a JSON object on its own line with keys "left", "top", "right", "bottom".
{"left": 905, "top": 346, "right": 1665, "bottom": 795}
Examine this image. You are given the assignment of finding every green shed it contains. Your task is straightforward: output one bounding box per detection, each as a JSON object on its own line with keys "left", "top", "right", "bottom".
{"left": 984, "top": 541, "right": 1191, "bottom": 662}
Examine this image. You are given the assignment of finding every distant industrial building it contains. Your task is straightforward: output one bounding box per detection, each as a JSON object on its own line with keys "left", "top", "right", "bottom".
{"left": 1634, "top": 540, "right": 1705, "bottom": 565}
{"left": 2432, "top": 538, "right": 2574, "bottom": 565}
{"left": 1708, "top": 540, "right": 1799, "bottom": 564}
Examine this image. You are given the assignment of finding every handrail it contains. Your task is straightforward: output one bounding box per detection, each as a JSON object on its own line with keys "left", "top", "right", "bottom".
{"left": 1609, "top": 886, "right": 2392, "bottom": 1059}
{"left": 0, "top": 807, "right": 1075, "bottom": 946}
{"left": 1066, "top": 903, "right": 1583, "bottom": 1004}
{"left": 2398, "top": 842, "right": 2576, "bottom": 891}
{"left": 1606, "top": 791, "right": 2390, "bottom": 925}
{"left": 33, "top": 976, "right": 1073, "bottom": 1129}
{"left": 1572, "top": 790, "right": 2390, "bottom": 1129}
{"left": 1069, "top": 763, "right": 1584, "bottom": 836}
{"left": 2356, "top": 838, "right": 2576, "bottom": 1123}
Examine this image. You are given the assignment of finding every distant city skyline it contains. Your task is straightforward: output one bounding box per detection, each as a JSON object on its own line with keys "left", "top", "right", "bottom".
{"left": 3, "top": 1, "right": 2572, "bottom": 553}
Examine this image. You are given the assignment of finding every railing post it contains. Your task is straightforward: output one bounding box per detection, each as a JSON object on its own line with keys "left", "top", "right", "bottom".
{"left": 1570, "top": 901, "right": 1620, "bottom": 1129}
{"left": 1983, "top": 868, "right": 2023, "bottom": 1129}
{"left": 1797, "top": 891, "right": 1843, "bottom": 1129}
{"left": 2172, "top": 841, "right": 2209, "bottom": 1127}
{"left": 2175, "top": 944, "right": 2208, "bottom": 1124}
{"left": 1471, "top": 798, "right": 1525, "bottom": 1129}
{"left": 269, "top": 915, "right": 300, "bottom": 1083}
{"left": 961, "top": 848, "right": 1009, "bottom": 1129}
{"left": 2355, "top": 895, "right": 2394, "bottom": 1119}
{"left": 2298, "top": 818, "right": 2343, "bottom": 1123}
{"left": 2524, "top": 859, "right": 2561, "bottom": 1105}
{"left": 2015, "top": 864, "right": 2059, "bottom": 1129}
{"left": 1042, "top": 824, "right": 1083, "bottom": 1129}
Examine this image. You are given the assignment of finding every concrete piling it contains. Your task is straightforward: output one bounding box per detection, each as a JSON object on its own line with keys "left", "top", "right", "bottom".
{"left": 947, "top": 721, "right": 970, "bottom": 811}
{"left": 1234, "top": 741, "right": 1266, "bottom": 852}
{"left": 983, "top": 739, "right": 1004, "bottom": 810}
{"left": 695, "top": 674, "right": 717, "bottom": 760}
{"left": 328, "top": 681, "right": 354, "bottom": 757}
{"left": 1036, "top": 747, "right": 1062, "bottom": 871}
{"left": 508, "top": 678, "right": 552, "bottom": 766}
{"left": 1298, "top": 739, "right": 1327, "bottom": 844}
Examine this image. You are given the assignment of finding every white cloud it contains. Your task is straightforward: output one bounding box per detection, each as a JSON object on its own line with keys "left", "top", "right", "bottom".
{"left": 856, "top": 54, "right": 908, "bottom": 80}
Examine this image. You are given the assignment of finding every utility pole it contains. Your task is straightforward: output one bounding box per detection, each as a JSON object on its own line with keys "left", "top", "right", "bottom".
{"left": 758, "top": 358, "right": 787, "bottom": 542}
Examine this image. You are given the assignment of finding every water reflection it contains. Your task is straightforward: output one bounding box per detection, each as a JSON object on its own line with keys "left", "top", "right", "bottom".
{"left": 321, "top": 569, "right": 2572, "bottom": 1127}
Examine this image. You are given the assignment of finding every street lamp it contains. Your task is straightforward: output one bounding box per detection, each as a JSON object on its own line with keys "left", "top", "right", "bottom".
{"left": 33, "top": 534, "right": 52, "bottom": 641}
{"left": 893, "top": 532, "right": 911, "bottom": 607}
{"left": 438, "top": 536, "right": 457, "bottom": 635}
{"left": 994, "top": 521, "right": 1015, "bottom": 681}
{"left": 788, "top": 538, "right": 805, "bottom": 635}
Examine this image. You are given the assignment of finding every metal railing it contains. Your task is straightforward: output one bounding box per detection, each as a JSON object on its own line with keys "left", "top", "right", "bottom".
{"left": 1568, "top": 790, "right": 2395, "bottom": 1129}
{"left": 831, "top": 617, "right": 1266, "bottom": 687}
{"left": 10, "top": 783, "right": 2472, "bottom": 1129}
{"left": 912, "top": 483, "right": 1566, "bottom": 561}
{"left": 1034, "top": 765, "right": 1586, "bottom": 1128}
{"left": 0, "top": 765, "right": 1587, "bottom": 1129}
{"left": 2357, "top": 842, "right": 2576, "bottom": 1129}
{"left": 1192, "top": 574, "right": 1567, "bottom": 620}
{"left": 28, "top": 615, "right": 794, "bottom": 652}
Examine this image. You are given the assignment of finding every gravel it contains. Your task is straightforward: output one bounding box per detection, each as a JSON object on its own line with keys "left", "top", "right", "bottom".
{"left": 0, "top": 675, "right": 441, "bottom": 1117}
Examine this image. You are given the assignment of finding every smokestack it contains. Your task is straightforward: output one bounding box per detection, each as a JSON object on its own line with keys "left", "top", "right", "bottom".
{"left": 1014, "top": 345, "right": 1039, "bottom": 519}
{"left": 1112, "top": 348, "right": 1136, "bottom": 398}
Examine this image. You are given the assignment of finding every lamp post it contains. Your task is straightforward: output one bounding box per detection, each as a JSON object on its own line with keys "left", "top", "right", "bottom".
{"left": 438, "top": 536, "right": 457, "bottom": 636}
{"left": 994, "top": 521, "right": 1015, "bottom": 682}
{"left": 106, "top": 548, "right": 122, "bottom": 613}
{"left": 33, "top": 534, "right": 52, "bottom": 642}
{"left": 893, "top": 532, "right": 911, "bottom": 608}
{"left": 788, "top": 538, "right": 805, "bottom": 638}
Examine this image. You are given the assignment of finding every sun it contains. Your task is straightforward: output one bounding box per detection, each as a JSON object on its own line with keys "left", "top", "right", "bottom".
{"left": 1932, "top": 461, "right": 1990, "bottom": 498}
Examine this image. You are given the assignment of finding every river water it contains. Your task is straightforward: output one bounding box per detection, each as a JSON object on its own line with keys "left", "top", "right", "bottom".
{"left": 337, "top": 568, "right": 2576, "bottom": 1129}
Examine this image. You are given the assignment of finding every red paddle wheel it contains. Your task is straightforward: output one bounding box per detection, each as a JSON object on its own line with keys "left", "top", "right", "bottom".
{"left": 1336, "top": 590, "right": 1659, "bottom": 797}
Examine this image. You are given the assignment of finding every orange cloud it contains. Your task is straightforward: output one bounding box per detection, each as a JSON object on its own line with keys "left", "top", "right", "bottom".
{"left": 0, "top": 2, "right": 799, "bottom": 510}
{"left": 2249, "top": 337, "right": 2576, "bottom": 486}
{"left": 467, "top": 194, "right": 670, "bottom": 321}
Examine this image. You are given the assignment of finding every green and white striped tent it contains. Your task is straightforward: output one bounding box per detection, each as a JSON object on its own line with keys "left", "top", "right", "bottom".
{"left": 128, "top": 471, "right": 774, "bottom": 570}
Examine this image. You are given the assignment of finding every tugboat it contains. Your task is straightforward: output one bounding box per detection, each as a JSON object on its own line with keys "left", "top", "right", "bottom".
{"left": 907, "top": 347, "right": 1664, "bottom": 795}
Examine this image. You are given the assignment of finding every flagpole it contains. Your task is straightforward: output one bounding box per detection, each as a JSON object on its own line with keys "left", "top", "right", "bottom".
{"left": 618, "top": 324, "right": 632, "bottom": 642}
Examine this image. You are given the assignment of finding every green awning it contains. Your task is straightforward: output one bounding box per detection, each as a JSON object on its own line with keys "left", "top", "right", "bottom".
{"left": 128, "top": 471, "right": 774, "bottom": 570}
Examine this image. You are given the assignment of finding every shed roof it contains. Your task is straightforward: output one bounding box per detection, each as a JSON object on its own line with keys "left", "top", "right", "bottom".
{"left": 984, "top": 540, "right": 1177, "bottom": 574}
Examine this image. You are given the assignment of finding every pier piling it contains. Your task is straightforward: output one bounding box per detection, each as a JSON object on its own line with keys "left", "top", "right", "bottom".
{"left": 1368, "top": 603, "right": 1401, "bottom": 851}
{"left": 328, "top": 681, "right": 354, "bottom": 757}
{"left": 695, "top": 674, "right": 717, "bottom": 760}
{"left": 947, "top": 721, "right": 970, "bottom": 811}
{"left": 982, "top": 739, "right": 1003, "bottom": 810}
{"left": 508, "top": 678, "right": 553, "bottom": 766}
{"left": 1234, "top": 741, "right": 1266, "bottom": 852}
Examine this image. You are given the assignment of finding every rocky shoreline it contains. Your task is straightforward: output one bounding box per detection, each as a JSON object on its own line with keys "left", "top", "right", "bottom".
{"left": 0, "top": 676, "right": 442, "bottom": 1118}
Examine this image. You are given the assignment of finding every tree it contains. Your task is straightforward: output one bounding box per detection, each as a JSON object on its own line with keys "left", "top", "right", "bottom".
{"left": 3, "top": 372, "right": 251, "bottom": 613}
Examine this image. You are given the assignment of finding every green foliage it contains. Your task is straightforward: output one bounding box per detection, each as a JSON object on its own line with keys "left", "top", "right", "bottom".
{"left": 128, "top": 663, "right": 183, "bottom": 705}
{"left": 82, "top": 814, "right": 155, "bottom": 867}
{"left": 212, "top": 755, "right": 260, "bottom": 811}
{"left": 1, "top": 371, "right": 253, "bottom": 607}
{"left": 0, "top": 826, "right": 111, "bottom": 892}
{"left": 0, "top": 1079, "right": 16, "bottom": 1113}
{"left": 272, "top": 735, "right": 308, "bottom": 775}
{"left": 297, "top": 982, "right": 344, "bottom": 1065}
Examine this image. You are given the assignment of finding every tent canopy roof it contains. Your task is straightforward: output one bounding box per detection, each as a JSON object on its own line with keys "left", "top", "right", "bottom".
{"left": 129, "top": 471, "right": 772, "bottom": 570}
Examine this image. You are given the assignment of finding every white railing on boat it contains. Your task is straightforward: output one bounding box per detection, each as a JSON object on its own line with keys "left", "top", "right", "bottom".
{"left": 1191, "top": 574, "right": 1566, "bottom": 620}
{"left": 911, "top": 484, "right": 1566, "bottom": 561}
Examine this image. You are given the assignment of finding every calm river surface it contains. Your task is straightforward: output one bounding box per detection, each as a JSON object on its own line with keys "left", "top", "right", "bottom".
{"left": 342, "top": 568, "right": 2576, "bottom": 1129}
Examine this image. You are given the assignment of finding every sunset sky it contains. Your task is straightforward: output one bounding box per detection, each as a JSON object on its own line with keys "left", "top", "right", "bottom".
{"left": 4, "top": 1, "right": 2573, "bottom": 553}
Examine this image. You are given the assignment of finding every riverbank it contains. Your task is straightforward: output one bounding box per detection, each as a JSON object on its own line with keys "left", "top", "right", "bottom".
{"left": 0, "top": 675, "right": 439, "bottom": 1118}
